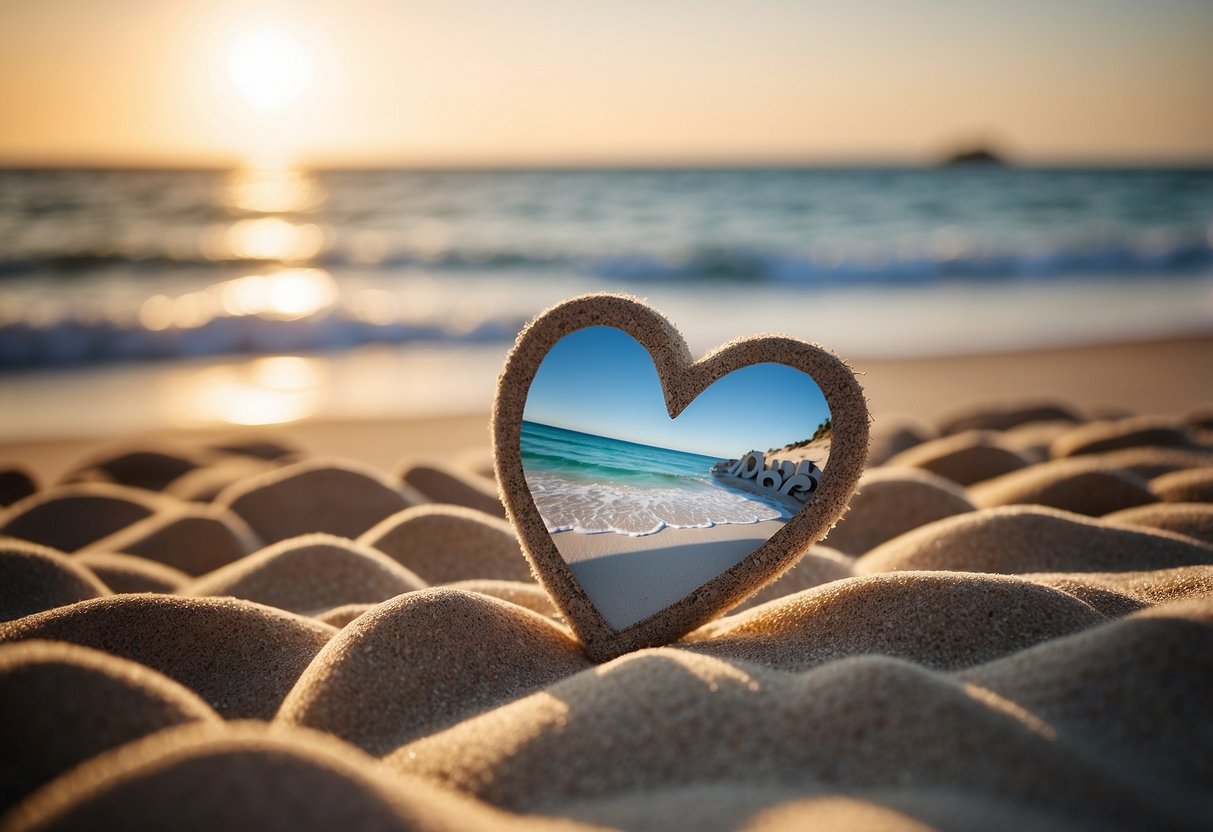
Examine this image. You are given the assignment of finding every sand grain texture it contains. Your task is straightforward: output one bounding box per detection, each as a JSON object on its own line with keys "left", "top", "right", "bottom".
{"left": 278, "top": 589, "right": 590, "bottom": 754}
{"left": 0, "top": 641, "right": 218, "bottom": 811}
{"left": 0, "top": 540, "right": 109, "bottom": 623}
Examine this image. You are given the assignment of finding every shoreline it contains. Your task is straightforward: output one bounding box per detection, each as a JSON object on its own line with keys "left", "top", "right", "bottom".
{"left": 2, "top": 332, "right": 1211, "bottom": 484}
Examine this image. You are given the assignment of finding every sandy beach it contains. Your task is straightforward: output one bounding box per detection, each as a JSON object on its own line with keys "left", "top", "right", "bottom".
{"left": 1, "top": 334, "right": 1212, "bottom": 830}
{"left": 557, "top": 520, "right": 787, "bottom": 630}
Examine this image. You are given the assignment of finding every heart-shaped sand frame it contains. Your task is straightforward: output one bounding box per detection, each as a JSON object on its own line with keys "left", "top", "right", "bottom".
{"left": 493, "top": 294, "right": 869, "bottom": 661}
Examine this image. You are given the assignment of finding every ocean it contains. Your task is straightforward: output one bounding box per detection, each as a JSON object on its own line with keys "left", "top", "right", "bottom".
{"left": 2, "top": 166, "right": 1211, "bottom": 439}
{"left": 520, "top": 420, "right": 790, "bottom": 537}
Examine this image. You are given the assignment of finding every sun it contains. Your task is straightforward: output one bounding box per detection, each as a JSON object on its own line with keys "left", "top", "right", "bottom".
{"left": 226, "top": 27, "right": 313, "bottom": 113}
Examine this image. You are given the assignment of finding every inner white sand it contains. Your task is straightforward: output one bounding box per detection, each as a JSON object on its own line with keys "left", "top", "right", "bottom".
{"left": 555, "top": 519, "right": 787, "bottom": 630}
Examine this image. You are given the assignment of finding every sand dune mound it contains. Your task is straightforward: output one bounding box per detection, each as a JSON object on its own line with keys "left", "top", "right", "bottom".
{"left": 856, "top": 505, "right": 1213, "bottom": 575}
{"left": 1019, "top": 567, "right": 1213, "bottom": 619}
{"left": 443, "top": 580, "right": 561, "bottom": 619}
{"left": 80, "top": 504, "right": 261, "bottom": 576}
{"left": 62, "top": 446, "right": 207, "bottom": 491}
{"left": 211, "top": 437, "right": 302, "bottom": 461}
{"left": 727, "top": 546, "right": 854, "bottom": 613}
{"left": 0, "top": 595, "right": 335, "bottom": 719}
{"left": 0, "top": 467, "right": 38, "bottom": 508}
{"left": 862, "top": 418, "right": 933, "bottom": 466}
{"left": 278, "top": 589, "right": 590, "bottom": 754}
{"left": 0, "top": 483, "right": 166, "bottom": 552}
{"left": 163, "top": 456, "right": 278, "bottom": 502}
{"left": 937, "top": 401, "right": 1082, "bottom": 435}
{"left": 73, "top": 551, "right": 190, "bottom": 593}
{"left": 1051, "top": 416, "right": 1202, "bottom": 458}
{"left": 216, "top": 459, "right": 419, "bottom": 543}
{"left": 553, "top": 782, "right": 1088, "bottom": 832}
{"left": 315, "top": 603, "right": 376, "bottom": 627}
{"left": 400, "top": 462, "right": 505, "bottom": 518}
{"left": 684, "top": 572, "right": 1103, "bottom": 671}
{"left": 1083, "top": 446, "right": 1213, "bottom": 479}
{"left": 968, "top": 457, "right": 1156, "bottom": 516}
{"left": 822, "top": 469, "right": 974, "bottom": 555}
{"left": 995, "top": 420, "right": 1082, "bottom": 462}
{"left": 1104, "top": 503, "right": 1213, "bottom": 546}
{"left": 5, "top": 722, "right": 540, "bottom": 832}
{"left": 1152, "top": 467, "right": 1213, "bottom": 502}
{"left": 0, "top": 539, "right": 109, "bottom": 622}
{"left": 961, "top": 599, "right": 1213, "bottom": 811}
{"left": 185, "top": 534, "right": 427, "bottom": 616}
{"left": 390, "top": 650, "right": 1172, "bottom": 830}
{"left": 358, "top": 505, "right": 532, "bottom": 583}
{"left": 883, "top": 430, "right": 1031, "bottom": 485}
{"left": 0, "top": 641, "right": 217, "bottom": 811}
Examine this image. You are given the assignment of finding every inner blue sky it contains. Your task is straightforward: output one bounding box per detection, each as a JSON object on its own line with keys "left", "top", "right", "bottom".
{"left": 524, "top": 326, "right": 830, "bottom": 457}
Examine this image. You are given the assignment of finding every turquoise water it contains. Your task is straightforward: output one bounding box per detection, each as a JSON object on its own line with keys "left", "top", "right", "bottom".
{"left": 521, "top": 420, "right": 720, "bottom": 486}
{"left": 520, "top": 420, "right": 791, "bottom": 536}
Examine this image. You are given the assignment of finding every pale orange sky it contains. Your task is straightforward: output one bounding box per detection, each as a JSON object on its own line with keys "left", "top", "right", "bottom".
{"left": 1, "top": 0, "right": 1211, "bottom": 167}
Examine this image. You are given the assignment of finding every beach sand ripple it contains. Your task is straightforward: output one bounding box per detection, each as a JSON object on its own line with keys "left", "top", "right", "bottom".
{"left": 0, "top": 641, "right": 218, "bottom": 811}
{"left": 2, "top": 389, "right": 1213, "bottom": 829}
{"left": 968, "top": 457, "right": 1156, "bottom": 517}
{"left": 857, "top": 505, "right": 1213, "bottom": 575}
{"left": 822, "top": 469, "right": 974, "bottom": 555}
{"left": 0, "top": 484, "right": 165, "bottom": 552}
{"left": 884, "top": 431, "right": 1032, "bottom": 486}
{"left": 685, "top": 572, "right": 1104, "bottom": 671}
{"left": 0, "top": 595, "right": 335, "bottom": 719}
{"left": 1103, "top": 503, "right": 1213, "bottom": 546}
{"left": 0, "top": 539, "right": 109, "bottom": 622}
{"left": 278, "top": 589, "right": 590, "bottom": 754}
{"left": 400, "top": 462, "right": 506, "bottom": 518}
{"left": 358, "top": 505, "right": 533, "bottom": 583}
{"left": 1152, "top": 467, "right": 1213, "bottom": 502}
{"left": 79, "top": 504, "right": 261, "bottom": 576}
{"left": 217, "top": 459, "right": 420, "bottom": 543}
{"left": 183, "top": 534, "right": 428, "bottom": 616}
{"left": 73, "top": 551, "right": 191, "bottom": 593}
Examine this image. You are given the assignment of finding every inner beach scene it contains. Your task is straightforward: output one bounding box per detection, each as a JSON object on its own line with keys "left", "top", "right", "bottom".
{"left": 522, "top": 326, "right": 832, "bottom": 629}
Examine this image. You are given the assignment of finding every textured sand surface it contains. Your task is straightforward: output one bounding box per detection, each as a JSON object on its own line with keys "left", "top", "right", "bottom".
{"left": 2, "top": 379, "right": 1213, "bottom": 829}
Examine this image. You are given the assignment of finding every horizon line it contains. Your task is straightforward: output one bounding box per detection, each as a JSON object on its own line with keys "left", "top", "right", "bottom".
{"left": 523, "top": 418, "right": 730, "bottom": 461}
{"left": 3, "top": 153, "right": 1213, "bottom": 173}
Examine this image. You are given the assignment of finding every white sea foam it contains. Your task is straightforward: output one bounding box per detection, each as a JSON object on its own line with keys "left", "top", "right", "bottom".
{"left": 525, "top": 471, "right": 787, "bottom": 537}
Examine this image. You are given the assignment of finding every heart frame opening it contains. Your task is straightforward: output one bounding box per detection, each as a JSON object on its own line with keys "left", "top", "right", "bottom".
{"left": 493, "top": 294, "right": 869, "bottom": 661}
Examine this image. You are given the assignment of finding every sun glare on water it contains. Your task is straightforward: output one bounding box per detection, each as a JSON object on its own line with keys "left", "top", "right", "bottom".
{"left": 226, "top": 26, "right": 313, "bottom": 113}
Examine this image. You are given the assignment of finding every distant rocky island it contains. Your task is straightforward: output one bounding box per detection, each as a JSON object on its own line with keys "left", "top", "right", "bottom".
{"left": 941, "top": 147, "right": 1007, "bottom": 167}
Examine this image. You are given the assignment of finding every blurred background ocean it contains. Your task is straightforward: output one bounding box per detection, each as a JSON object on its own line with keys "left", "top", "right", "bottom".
{"left": 3, "top": 165, "right": 1211, "bottom": 439}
